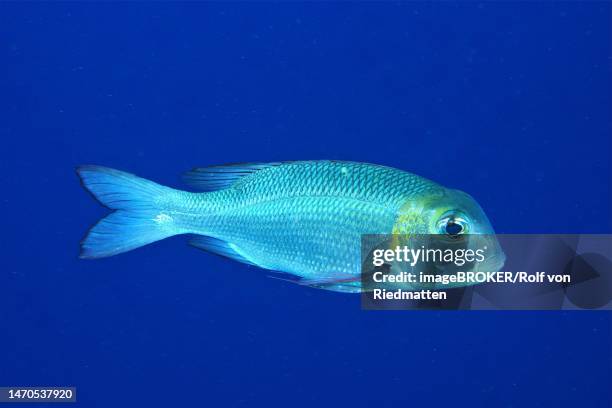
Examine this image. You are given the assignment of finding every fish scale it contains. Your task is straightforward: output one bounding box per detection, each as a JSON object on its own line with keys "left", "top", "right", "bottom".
{"left": 175, "top": 162, "right": 443, "bottom": 279}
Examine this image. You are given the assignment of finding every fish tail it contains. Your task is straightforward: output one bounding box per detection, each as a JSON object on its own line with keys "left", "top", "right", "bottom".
{"left": 76, "top": 165, "right": 180, "bottom": 259}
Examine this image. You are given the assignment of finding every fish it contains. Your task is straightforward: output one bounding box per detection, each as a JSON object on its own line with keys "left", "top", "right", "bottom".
{"left": 76, "top": 160, "right": 505, "bottom": 293}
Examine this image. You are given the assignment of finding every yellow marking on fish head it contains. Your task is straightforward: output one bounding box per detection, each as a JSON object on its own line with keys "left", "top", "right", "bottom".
{"left": 391, "top": 199, "right": 428, "bottom": 248}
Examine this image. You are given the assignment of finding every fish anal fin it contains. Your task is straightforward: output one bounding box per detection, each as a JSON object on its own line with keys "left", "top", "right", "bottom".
{"left": 189, "top": 235, "right": 267, "bottom": 269}
{"left": 189, "top": 236, "right": 261, "bottom": 267}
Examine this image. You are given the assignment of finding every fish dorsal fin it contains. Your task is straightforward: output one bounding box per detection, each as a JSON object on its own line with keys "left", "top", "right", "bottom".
{"left": 189, "top": 235, "right": 259, "bottom": 267}
{"left": 182, "top": 162, "right": 284, "bottom": 192}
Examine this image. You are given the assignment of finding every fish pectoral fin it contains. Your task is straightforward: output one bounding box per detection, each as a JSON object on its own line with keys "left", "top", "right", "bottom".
{"left": 182, "top": 162, "right": 285, "bottom": 192}
{"left": 189, "top": 236, "right": 260, "bottom": 267}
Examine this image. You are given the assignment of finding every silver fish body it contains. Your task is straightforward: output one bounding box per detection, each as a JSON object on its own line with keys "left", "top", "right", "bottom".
{"left": 77, "top": 161, "right": 504, "bottom": 292}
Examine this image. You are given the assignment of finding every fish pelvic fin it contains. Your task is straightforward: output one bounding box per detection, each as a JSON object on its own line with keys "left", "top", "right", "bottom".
{"left": 76, "top": 165, "right": 180, "bottom": 259}
{"left": 267, "top": 273, "right": 362, "bottom": 293}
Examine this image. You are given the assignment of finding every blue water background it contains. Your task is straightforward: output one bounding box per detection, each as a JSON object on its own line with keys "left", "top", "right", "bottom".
{"left": 1, "top": 2, "right": 610, "bottom": 407}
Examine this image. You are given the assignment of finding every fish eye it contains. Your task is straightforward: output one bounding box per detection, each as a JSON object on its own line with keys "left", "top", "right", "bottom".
{"left": 445, "top": 220, "right": 463, "bottom": 235}
{"left": 437, "top": 213, "right": 469, "bottom": 236}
